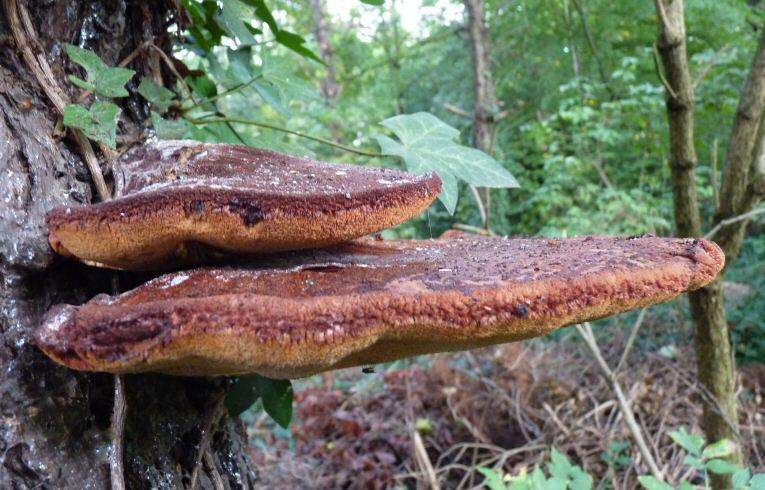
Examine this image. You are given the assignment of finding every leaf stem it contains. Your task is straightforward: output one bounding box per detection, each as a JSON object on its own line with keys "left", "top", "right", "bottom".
{"left": 185, "top": 115, "right": 383, "bottom": 157}
{"left": 182, "top": 76, "right": 263, "bottom": 112}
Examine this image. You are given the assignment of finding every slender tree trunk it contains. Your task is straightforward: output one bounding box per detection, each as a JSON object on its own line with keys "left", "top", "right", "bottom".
{"left": 310, "top": 0, "right": 339, "bottom": 102}
{"left": 464, "top": 0, "right": 497, "bottom": 228}
{"left": 654, "top": 1, "right": 765, "bottom": 486}
{"left": 0, "top": 1, "right": 257, "bottom": 488}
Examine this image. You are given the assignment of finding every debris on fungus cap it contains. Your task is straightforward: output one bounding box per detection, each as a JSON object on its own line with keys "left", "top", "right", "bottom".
{"left": 34, "top": 233, "right": 724, "bottom": 378}
{"left": 46, "top": 140, "right": 441, "bottom": 270}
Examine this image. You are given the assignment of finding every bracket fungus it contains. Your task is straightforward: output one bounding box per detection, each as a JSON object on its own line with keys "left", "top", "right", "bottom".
{"left": 34, "top": 233, "right": 724, "bottom": 379}
{"left": 46, "top": 141, "right": 441, "bottom": 270}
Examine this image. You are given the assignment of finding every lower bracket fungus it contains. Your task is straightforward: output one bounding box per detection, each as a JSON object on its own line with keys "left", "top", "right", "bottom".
{"left": 46, "top": 141, "right": 441, "bottom": 270}
{"left": 34, "top": 233, "right": 724, "bottom": 378}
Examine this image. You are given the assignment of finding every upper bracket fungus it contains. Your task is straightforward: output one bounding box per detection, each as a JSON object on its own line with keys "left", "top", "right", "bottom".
{"left": 34, "top": 233, "right": 724, "bottom": 379}
{"left": 46, "top": 141, "right": 441, "bottom": 270}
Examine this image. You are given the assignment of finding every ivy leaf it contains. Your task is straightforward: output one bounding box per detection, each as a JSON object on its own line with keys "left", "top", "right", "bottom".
{"left": 65, "top": 44, "right": 134, "bottom": 98}
{"left": 701, "top": 439, "right": 737, "bottom": 460}
{"left": 216, "top": 0, "right": 258, "bottom": 45}
{"left": 705, "top": 459, "right": 739, "bottom": 475}
{"left": 274, "top": 30, "right": 323, "bottom": 63}
{"left": 255, "top": 376, "right": 294, "bottom": 428}
{"left": 750, "top": 473, "right": 765, "bottom": 490}
{"left": 548, "top": 448, "right": 574, "bottom": 480}
{"left": 669, "top": 427, "right": 704, "bottom": 456}
{"left": 225, "top": 376, "right": 260, "bottom": 417}
{"left": 732, "top": 468, "right": 751, "bottom": 488}
{"left": 375, "top": 112, "right": 519, "bottom": 214}
{"left": 224, "top": 375, "right": 293, "bottom": 427}
{"left": 637, "top": 476, "right": 673, "bottom": 490}
{"left": 138, "top": 78, "right": 176, "bottom": 113}
{"left": 476, "top": 467, "right": 505, "bottom": 490}
{"left": 151, "top": 112, "right": 191, "bottom": 140}
{"left": 63, "top": 102, "right": 120, "bottom": 149}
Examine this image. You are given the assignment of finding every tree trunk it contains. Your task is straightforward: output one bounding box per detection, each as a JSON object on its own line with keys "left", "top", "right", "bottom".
{"left": 310, "top": 0, "right": 338, "bottom": 102}
{"left": 0, "top": 1, "right": 257, "bottom": 488}
{"left": 464, "top": 0, "right": 497, "bottom": 228}
{"left": 653, "top": 1, "right": 765, "bottom": 486}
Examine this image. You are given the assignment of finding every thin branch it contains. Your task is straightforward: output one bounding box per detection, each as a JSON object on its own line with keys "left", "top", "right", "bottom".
{"left": 110, "top": 375, "right": 127, "bottom": 490}
{"left": 183, "top": 75, "right": 263, "bottom": 112}
{"left": 444, "top": 103, "right": 473, "bottom": 119}
{"left": 5, "top": 0, "right": 110, "bottom": 201}
{"left": 692, "top": 44, "right": 731, "bottom": 92}
{"left": 615, "top": 308, "right": 647, "bottom": 373}
{"left": 652, "top": 43, "right": 678, "bottom": 101}
{"left": 571, "top": 0, "right": 615, "bottom": 97}
{"left": 704, "top": 205, "right": 765, "bottom": 240}
{"left": 190, "top": 394, "right": 226, "bottom": 490}
{"left": 653, "top": 0, "right": 671, "bottom": 33}
{"left": 147, "top": 43, "right": 198, "bottom": 105}
{"left": 575, "top": 322, "right": 664, "bottom": 480}
{"left": 186, "top": 116, "right": 383, "bottom": 157}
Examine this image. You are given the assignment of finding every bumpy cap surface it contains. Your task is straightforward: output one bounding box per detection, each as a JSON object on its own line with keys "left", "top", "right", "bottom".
{"left": 34, "top": 233, "right": 724, "bottom": 378}
{"left": 46, "top": 140, "right": 441, "bottom": 270}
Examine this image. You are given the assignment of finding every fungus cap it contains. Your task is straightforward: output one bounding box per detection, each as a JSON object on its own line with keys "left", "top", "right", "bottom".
{"left": 34, "top": 233, "right": 724, "bottom": 378}
{"left": 46, "top": 141, "right": 441, "bottom": 270}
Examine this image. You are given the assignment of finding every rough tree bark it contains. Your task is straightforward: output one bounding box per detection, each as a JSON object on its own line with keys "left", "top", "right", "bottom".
{"left": 464, "top": 0, "right": 498, "bottom": 228}
{"left": 653, "top": 0, "right": 765, "bottom": 486}
{"left": 310, "top": 0, "right": 338, "bottom": 102}
{"left": 0, "top": 1, "right": 258, "bottom": 488}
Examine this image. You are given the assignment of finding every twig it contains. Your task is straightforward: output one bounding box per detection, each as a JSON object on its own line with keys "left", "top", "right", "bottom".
{"left": 711, "top": 138, "right": 720, "bottom": 208}
{"left": 203, "top": 448, "right": 225, "bottom": 490}
{"left": 183, "top": 75, "right": 263, "bottom": 112}
{"left": 444, "top": 103, "right": 473, "bottom": 119}
{"left": 615, "top": 308, "right": 647, "bottom": 373}
{"left": 147, "top": 43, "right": 198, "bottom": 105}
{"left": 190, "top": 393, "right": 227, "bottom": 490}
{"left": 110, "top": 375, "right": 127, "bottom": 490}
{"left": 692, "top": 44, "right": 731, "bottom": 92}
{"left": 5, "top": 0, "right": 110, "bottom": 201}
{"left": 575, "top": 322, "right": 664, "bottom": 480}
{"left": 652, "top": 43, "right": 678, "bottom": 101}
{"left": 186, "top": 116, "right": 383, "bottom": 157}
{"left": 704, "top": 205, "right": 765, "bottom": 240}
{"left": 406, "top": 365, "right": 441, "bottom": 489}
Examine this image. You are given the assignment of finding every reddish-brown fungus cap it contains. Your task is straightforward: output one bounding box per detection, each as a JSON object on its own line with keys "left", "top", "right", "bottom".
{"left": 34, "top": 233, "right": 724, "bottom": 378}
{"left": 46, "top": 141, "right": 441, "bottom": 270}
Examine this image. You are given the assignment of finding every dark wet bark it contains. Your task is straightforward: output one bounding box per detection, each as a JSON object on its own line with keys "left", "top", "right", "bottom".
{"left": 0, "top": 1, "right": 257, "bottom": 488}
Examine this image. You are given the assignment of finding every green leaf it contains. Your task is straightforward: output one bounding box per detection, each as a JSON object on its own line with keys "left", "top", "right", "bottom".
{"left": 255, "top": 376, "right": 294, "bottom": 428}
{"left": 63, "top": 102, "right": 120, "bottom": 149}
{"left": 637, "top": 476, "right": 673, "bottom": 490}
{"left": 683, "top": 454, "right": 705, "bottom": 471}
{"left": 217, "top": 0, "right": 258, "bottom": 45}
{"left": 570, "top": 468, "right": 593, "bottom": 490}
{"left": 151, "top": 112, "right": 191, "bottom": 140}
{"left": 477, "top": 467, "right": 506, "bottom": 490}
{"left": 64, "top": 44, "right": 134, "bottom": 98}
{"left": 359, "top": 0, "right": 385, "bottom": 5}
{"left": 732, "top": 468, "right": 751, "bottom": 489}
{"left": 138, "top": 78, "right": 176, "bottom": 112}
{"left": 375, "top": 112, "right": 519, "bottom": 214}
{"left": 750, "top": 473, "right": 765, "bottom": 490}
{"left": 706, "top": 459, "right": 739, "bottom": 475}
{"left": 225, "top": 375, "right": 293, "bottom": 425}
{"left": 678, "top": 481, "right": 694, "bottom": 490}
{"left": 225, "top": 376, "right": 260, "bottom": 416}
{"left": 548, "top": 449, "right": 573, "bottom": 479}
{"left": 274, "top": 30, "right": 323, "bottom": 63}
{"left": 702, "top": 439, "right": 737, "bottom": 460}
{"left": 669, "top": 427, "right": 704, "bottom": 456}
